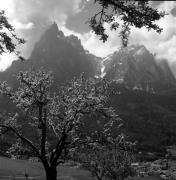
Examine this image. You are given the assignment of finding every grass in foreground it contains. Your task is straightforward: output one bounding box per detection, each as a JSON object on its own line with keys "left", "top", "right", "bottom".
{"left": 0, "top": 156, "right": 164, "bottom": 180}
{"left": 0, "top": 156, "right": 95, "bottom": 180}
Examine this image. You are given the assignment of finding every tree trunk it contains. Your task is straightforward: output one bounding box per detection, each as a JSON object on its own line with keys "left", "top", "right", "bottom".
{"left": 46, "top": 167, "right": 57, "bottom": 180}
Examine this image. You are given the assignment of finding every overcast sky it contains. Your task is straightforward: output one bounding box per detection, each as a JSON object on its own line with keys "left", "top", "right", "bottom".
{"left": 0, "top": 0, "right": 176, "bottom": 71}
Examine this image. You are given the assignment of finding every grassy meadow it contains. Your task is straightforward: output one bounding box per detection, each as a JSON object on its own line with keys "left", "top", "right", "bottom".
{"left": 0, "top": 156, "right": 165, "bottom": 180}
{"left": 0, "top": 156, "right": 95, "bottom": 180}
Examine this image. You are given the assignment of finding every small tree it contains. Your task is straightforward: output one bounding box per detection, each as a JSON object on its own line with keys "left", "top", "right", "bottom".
{"left": 89, "top": 0, "right": 165, "bottom": 46}
{"left": 0, "top": 10, "right": 25, "bottom": 59}
{"left": 0, "top": 69, "right": 119, "bottom": 180}
{"left": 74, "top": 130, "right": 135, "bottom": 180}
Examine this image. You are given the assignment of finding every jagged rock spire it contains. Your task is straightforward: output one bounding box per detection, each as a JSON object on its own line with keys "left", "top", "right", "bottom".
{"left": 43, "top": 22, "right": 64, "bottom": 39}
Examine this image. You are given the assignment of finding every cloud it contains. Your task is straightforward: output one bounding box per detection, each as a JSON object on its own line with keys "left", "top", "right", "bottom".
{"left": 0, "top": 53, "right": 16, "bottom": 71}
{"left": 80, "top": 24, "right": 121, "bottom": 58}
{"left": 129, "top": 16, "right": 176, "bottom": 75}
{"left": 12, "top": 20, "right": 34, "bottom": 30}
{"left": 62, "top": 19, "right": 122, "bottom": 58}
{"left": 157, "top": 1, "right": 176, "bottom": 12}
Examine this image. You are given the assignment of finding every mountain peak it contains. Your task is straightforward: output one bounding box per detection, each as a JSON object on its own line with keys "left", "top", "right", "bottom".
{"left": 66, "top": 34, "right": 84, "bottom": 51}
{"left": 103, "top": 45, "right": 176, "bottom": 92}
{"left": 44, "top": 22, "right": 64, "bottom": 39}
{"left": 51, "top": 22, "right": 58, "bottom": 29}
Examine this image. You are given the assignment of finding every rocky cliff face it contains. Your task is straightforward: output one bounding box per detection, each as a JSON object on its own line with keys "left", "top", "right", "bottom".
{"left": 103, "top": 45, "right": 176, "bottom": 92}
{"left": 0, "top": 23, "right": 101, "bottom": 86}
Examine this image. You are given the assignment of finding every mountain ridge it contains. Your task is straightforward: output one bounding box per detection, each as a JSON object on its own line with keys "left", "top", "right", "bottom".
{"left": 0, "top": 23, "right": 101, "bottom": 86}
{"left": 102, "top": 45, "right": 176, "bottom": 93}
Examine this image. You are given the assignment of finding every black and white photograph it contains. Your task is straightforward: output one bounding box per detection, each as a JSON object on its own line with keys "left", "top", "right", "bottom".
{"left": 0, "top": 1, "right": 176, "bottom": 180}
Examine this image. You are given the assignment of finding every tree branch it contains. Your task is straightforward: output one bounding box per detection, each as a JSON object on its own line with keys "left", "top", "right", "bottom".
{"left": 50, "top": 130, "right": 67, "bottom": 167}
{"left": 0, "top": 124, "right": 40, "bottom": 156}
{"left": 41, "top": 108, "right": 47, "bottom": 157}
